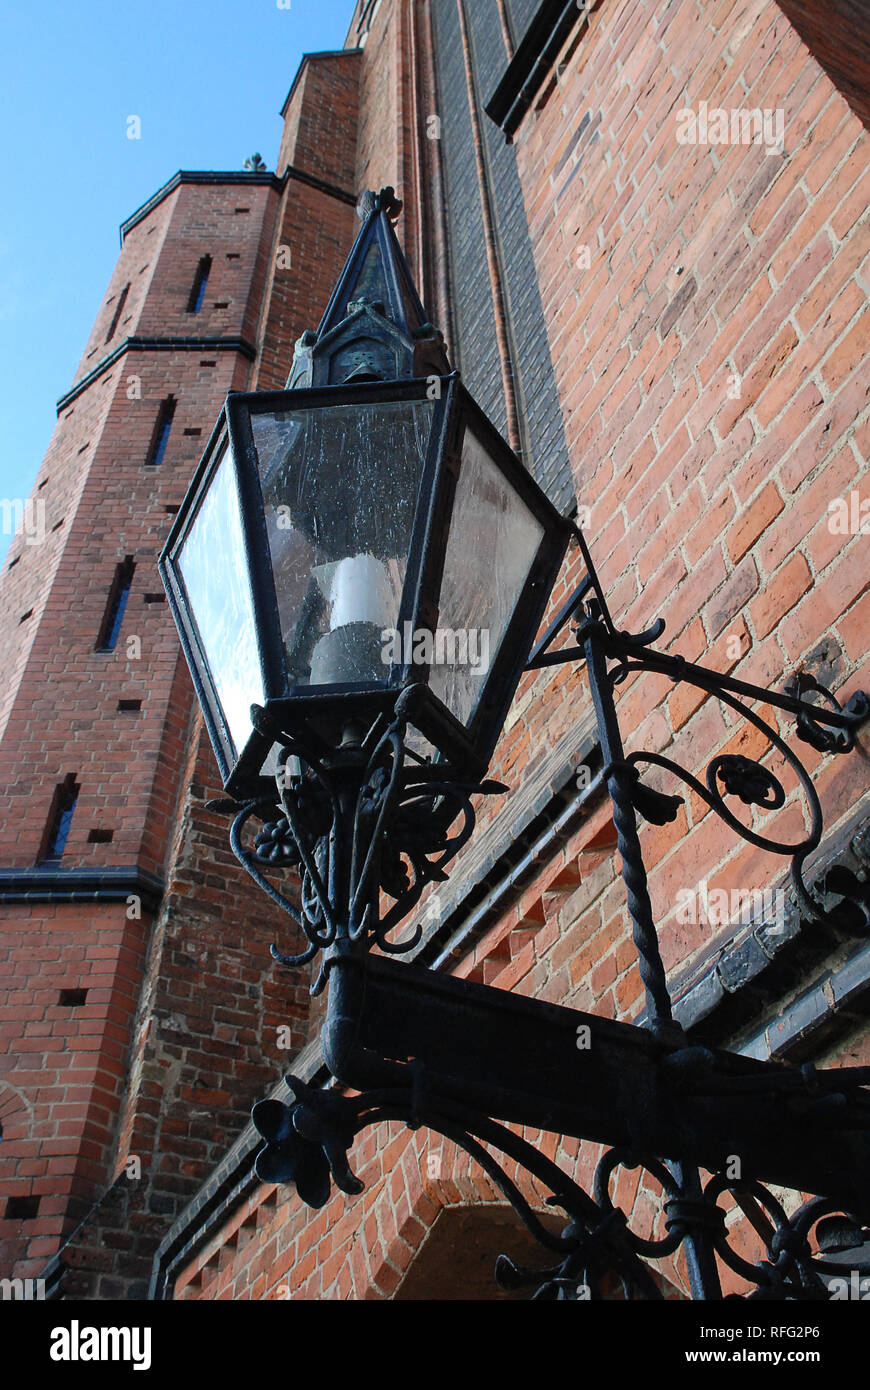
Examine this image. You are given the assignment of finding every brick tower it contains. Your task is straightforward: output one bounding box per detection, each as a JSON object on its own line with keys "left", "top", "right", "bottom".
{"left": 0, "top": 47, "right": 362, "bottom": 1294}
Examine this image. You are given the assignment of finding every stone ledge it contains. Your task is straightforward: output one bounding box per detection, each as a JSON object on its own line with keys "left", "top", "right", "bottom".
{"left": 0, "top": 865, "right": 163, "bottom": 912}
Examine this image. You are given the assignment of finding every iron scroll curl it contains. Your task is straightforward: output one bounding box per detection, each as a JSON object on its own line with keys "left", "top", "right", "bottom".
{"left": 597, "top": 642, "right": 870, "bottom": 935}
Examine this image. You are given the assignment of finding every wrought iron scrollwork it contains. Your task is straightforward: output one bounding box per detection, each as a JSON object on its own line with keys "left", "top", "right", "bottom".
{"left": 593, "top": 636, "right": 868, "bottom": 937}
{"left": 784, "top": 672, "right": 869, "bottom": 755}
{"left": 207, "top": 689, "right": 506, "bottom": 989}
{"left": 589, "top": 1152, "right": 870, "bottom": 1301}
{"left": 529, "top": 563, "right": 870, "bottom": 955}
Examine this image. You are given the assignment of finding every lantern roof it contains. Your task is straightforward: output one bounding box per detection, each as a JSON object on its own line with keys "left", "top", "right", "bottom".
{"left": 286, "top": 186, "right": 450, "bottom": 389}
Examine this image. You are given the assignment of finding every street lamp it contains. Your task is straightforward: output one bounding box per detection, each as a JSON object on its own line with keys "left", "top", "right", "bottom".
{"left": 160, "top": 374, "right": 569, "bottom": 799}
{"left": 160, "top": 188, "right": 870, "bottom": 1300}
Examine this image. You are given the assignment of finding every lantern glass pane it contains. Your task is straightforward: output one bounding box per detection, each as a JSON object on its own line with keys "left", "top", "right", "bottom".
{"left": 430, "top": 424, "right": 543, "bottom": 728}
{"left": 251, "top": 399, "right": 434, "bottom": 688}
{"left": 177, "top": 439, "right": 265, "bottom": 758}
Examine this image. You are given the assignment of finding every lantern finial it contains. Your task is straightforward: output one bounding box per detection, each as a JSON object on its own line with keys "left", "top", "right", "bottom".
{"left": 356, "top": 186, "right": 402, "bottom": 222}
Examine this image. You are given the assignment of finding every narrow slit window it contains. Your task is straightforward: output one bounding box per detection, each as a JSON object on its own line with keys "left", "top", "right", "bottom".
{"left": 96, "top": 557, "right": 135, "bottom": 651}
{"left": 40, "top": 774, "right": 80, "bottom": 863}
{"left": 187, "top": 255, "right": 212, "bottom": 313}
{"left": 146, "top": 397, "right": 176, "bottom": 468}
{"left": 105, "top": 283, "right": 130, "bottom": 343}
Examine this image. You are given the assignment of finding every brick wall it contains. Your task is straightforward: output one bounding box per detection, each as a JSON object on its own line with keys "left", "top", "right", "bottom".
{"left": 47, "top": 720, "right": 310, "bottom": 1299}
{"left": 773, "top": 0, "right": 870, "bottom": 129}
{"left": 252, "top": 178, "right": 358, "bottom": 392}
{"left": 510, "top": 0, "right": 869, "bottom": 982}
{"left": 431, "top": 0, "right": 578, "bottom": 507}
{"left": 0, "top": 902, "right": 152, "bottom": 1279}
{"left": 0, "top": 179, "right": 279, "bottom": 876}
{"left": 276, "top": 52, "right": 361, "bottom": 191}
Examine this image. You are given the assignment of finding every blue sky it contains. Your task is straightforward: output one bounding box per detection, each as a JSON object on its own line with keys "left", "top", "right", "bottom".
{"left": 0, "top": 0, "right": 356, "bottom": 562}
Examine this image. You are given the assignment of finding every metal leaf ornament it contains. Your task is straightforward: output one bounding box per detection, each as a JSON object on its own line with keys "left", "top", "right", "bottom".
{"left": 251, "top": 1098, "right": 332, "bottom": 1208}
{"left": 715, "top": 754, "right": 783, "bottom": 808}
{"left": 252, "top": 1076, "right": 364, "bottom": 1209}
{"left": 629, "top": 779, "right": 683, "bottom": 826}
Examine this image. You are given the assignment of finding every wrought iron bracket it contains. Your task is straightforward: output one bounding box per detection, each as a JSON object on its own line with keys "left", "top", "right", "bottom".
{"left": 250, "top": 951, "right": 870, "bottom": 1299}
{"left": 210, "top": 527, "right": 870, "bottom": 1299}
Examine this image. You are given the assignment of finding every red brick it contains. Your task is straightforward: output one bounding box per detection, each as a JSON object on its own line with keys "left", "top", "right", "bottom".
{"left": 725, "top": 483, "right": 784, "bottom": 564}
{"left": 750, "top": 553, "right": 814, "bottom": 637}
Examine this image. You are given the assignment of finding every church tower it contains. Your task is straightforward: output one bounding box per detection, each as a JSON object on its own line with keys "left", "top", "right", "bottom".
{"left": 0, "top": 48, "right": 362, "bottom": 1293}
